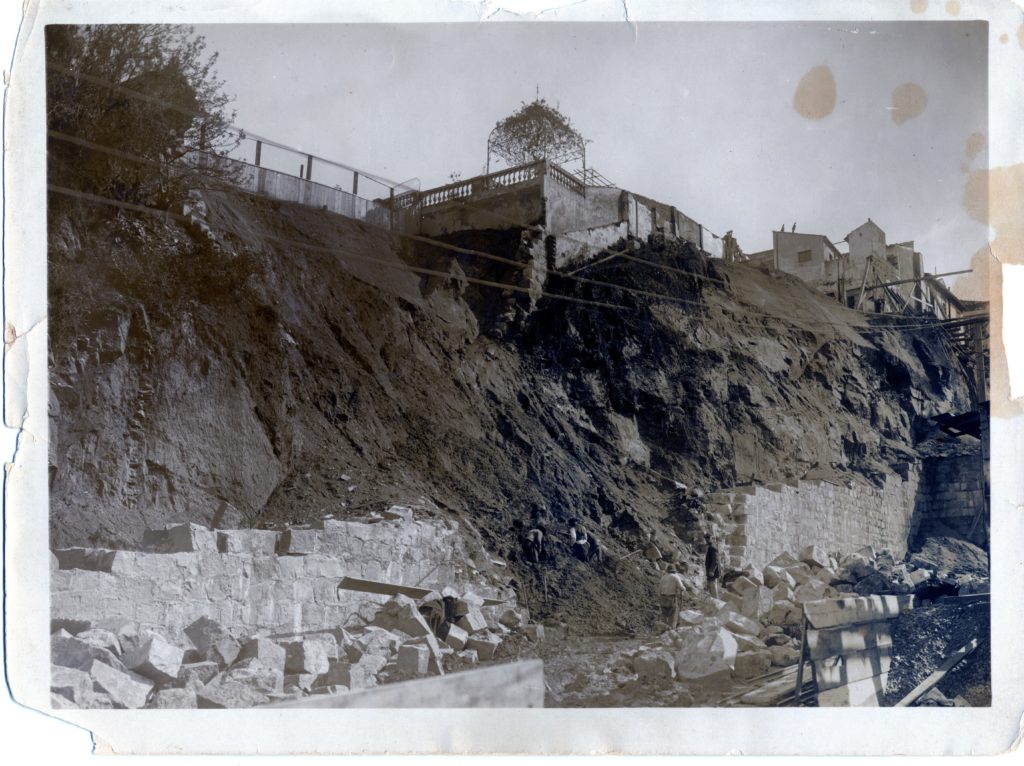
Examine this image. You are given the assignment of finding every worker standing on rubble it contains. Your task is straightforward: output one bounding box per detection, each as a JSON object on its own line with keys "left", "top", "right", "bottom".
{"left": 658, "top": 564, "right": 687, "bottom": 629}
{"left": 704, "top": 531, "right": 721, "bottom": 598}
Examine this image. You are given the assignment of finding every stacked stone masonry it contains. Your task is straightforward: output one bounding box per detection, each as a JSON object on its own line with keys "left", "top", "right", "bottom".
{"left": 52, "top": 518, "right": 500, "bottom": 645}
{"left": 914, "top": 452, "right": 986, "bottom": 539}
{"left": 693, "top": 468, "right": 921, "bottom": 573}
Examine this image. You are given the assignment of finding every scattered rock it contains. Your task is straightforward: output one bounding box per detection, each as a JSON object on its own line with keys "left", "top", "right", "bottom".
{"left": 150, "top": 688, "right": 198, "bottom": 709}
{"left": 237, "top": 638, "right": 288, "bottom": 674}
{"left": 184, "top": 617, "right": 240, "bottom": 667}
{"left": 397, "top": 643, "right": 430, "bottom": 676}
{"left": 769, "top": 645, "right": 801, "bottom": 667}
{"left": 123, "top": 634, "right": 184, "bottom": 684}
{"left": 633, "top": 650, "right": 676, "bottom": 681}
{"left": 88, "top": 659, "right": 153, "bottom": 709}
{"left": 733, "top": 649, "right": 772, "bottom": 679}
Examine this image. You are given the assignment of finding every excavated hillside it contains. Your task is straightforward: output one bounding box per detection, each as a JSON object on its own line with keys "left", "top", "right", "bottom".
{"left": 48, "top": 190, "right": 971, "bottom": 633}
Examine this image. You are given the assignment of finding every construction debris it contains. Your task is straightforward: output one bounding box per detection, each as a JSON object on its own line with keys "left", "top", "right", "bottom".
{"left": 50, "top": 585, "right": 545, "bottom": 708}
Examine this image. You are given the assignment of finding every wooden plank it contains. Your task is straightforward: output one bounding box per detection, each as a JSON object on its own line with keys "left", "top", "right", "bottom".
{"left": 814, "top": 646, "right": 893, "bottom": 691}
{"left": 266, "top": 659, "right": 544, "bottom": 708}
{"left": 336, "top": 576, "right": 505, "bottom": 607}
{"left": 817, "top": 671, "right": 889, "bottom": 707}
{"left": 895, "top": 638, "right": 980, "bottom": 707}
{"left": 806, "top": 622, "right": 893, "bottom": 661}
{"left": 803, "top": 595, "right": 914, "bottom": 630}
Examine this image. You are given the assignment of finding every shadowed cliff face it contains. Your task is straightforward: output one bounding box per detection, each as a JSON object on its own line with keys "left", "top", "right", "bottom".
{"left": 48, "top": 190, "right": 970, "bottom": 633}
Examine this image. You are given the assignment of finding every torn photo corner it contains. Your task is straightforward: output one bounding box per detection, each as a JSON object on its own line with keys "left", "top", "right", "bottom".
{"left": 5, "top": 0, "right": 1024, "bottom": 756}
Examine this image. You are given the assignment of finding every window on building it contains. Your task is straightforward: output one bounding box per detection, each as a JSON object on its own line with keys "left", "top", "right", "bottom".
{"left": 798, "top": 249, "right": 813, "bottom": 263}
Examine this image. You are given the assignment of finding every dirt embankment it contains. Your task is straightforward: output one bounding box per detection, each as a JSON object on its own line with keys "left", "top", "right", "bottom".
{"left": 48, "top": 190, "right": 971, "bottom": 634}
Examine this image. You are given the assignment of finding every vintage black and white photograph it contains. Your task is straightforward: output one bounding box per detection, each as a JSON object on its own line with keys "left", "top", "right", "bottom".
{"left": 7, "top": 0, "right": 1024, "bottom": 757}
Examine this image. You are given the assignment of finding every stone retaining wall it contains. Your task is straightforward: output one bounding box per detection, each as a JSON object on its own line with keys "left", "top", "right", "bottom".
{"left": 51, "top": 516, "right": 505, "bottom": 644}
{"left": 699, "top": 468, "right": 921, "bottom": 572}
{"left": 914, "top": 451, "right": 986, "bottom": 539}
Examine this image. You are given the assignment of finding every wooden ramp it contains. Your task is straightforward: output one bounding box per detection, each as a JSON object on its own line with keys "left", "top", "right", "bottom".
{"left": 266, "top": 660, "right": 544, "bottom": 708}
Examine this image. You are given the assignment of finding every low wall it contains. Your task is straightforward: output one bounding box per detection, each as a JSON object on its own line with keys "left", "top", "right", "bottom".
{"left": 51, "top": 518, "right": 504, "bottom": 644}
{"left": 544, "top": 181, "right": 622, "bottom": 236}
{"left": 415, "top": 178, "right": 546, "bottom": 237}
{"left": 914, "top": 451, "right": 986, "bottom": 539}
{"left": 710, "top": 468, "right": 921, "bottom": 572}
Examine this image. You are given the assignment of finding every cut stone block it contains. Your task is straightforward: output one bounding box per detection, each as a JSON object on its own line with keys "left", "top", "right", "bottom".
{"left": 53, "top": 548, "right": 119, "bottom": 572}
{"left": 444, "top": 624, "right": 469, "bottom": 651}
{"left": 151, "top": 688, "right": 198, "bottom": 709}
{"left": 763, "top": 566, "right": 796, "bottom": 590}
{"left": 785, "top": 563, "right": 814, "bottom": 586}
{"left": 196, "top": 676, "right": 270, "bottom": 708}
{"left": 799, "top": 545, "right": 830, "bottom": 569}
{"left": 177, "top": 661, "right": 220, "bottom": 688}
{"left": 216, "top": 529, "right": 279, "bottom": 555}
{"left": 284, "top": 636, "right": 334, "bottom": 675}
{"left": 88, "top": 659, "right": 153, "bottom": 709}
{"left": 769, "top": 552, "right": 799, "bottom": 569}
{"left": 457, "top": 609, "right": 490, "bottom": 635}
{"left": 794, "top": 579, "right": 829, "bottom": 604}
{"left": 769, "top": 645, "right": 802, "bottom": 667}
{"left": 724, "top": 613, "right": 761, "bottom": 637}
{"left": 732, "top": 633, "right": 769, "bottom": 652}
{"left": 734, "top": 649, "right": 772, "bottom": 679}
{"left": 222, "top": 657, "right": 284, "bottom": 695}
{"left": 184, "top": 617, "right": 240, "bottom": 667}
{"left": 678, "top": 610, "right": 704, "bottom": 626}
{"left": 75, "top": 628, "right": 122, "bottom": 656}
{"left": 237, "top": 638, "right": 287, "bottom": 673}
{"left": 772, "top": 582, "right": 795, "bottom": 603}
{"left": 674, "top": 628, "right": 738, "bottom": 683}
{"left": 633, "top": 650, "right": 676, "bottom": 680}
{"left": 142, "top": 523, "right": 218, "bottom": 553}
{"left": 52, "top": 634, "right": 126, "bottom": 673}
{"left": 123, "top": 634, "right": 184, "bottom": 684}
{"left": 284, "top": 673, "right": 319, "bottom": 692}
{"left": 397, "top": 643, "right": 430, "bottom": 676}
{"left": 467, "top": 634, "right": 500, "bottom": 661}
{"left": 51, "top": 667, "right": 95, "bottom": 705}
{"left": 455, "top": 649, "right": 479, "bottom": 666}
{"left": 767, "top": 600, "right": 801, "bottom": 626}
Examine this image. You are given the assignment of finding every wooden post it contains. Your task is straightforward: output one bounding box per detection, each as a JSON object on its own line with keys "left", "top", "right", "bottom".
{"left": 352, "top": 171, "right": 359, "bottom": 196}
{"left": 299, "top": 164, "right": 304, "bottom": 179}
{"left": 389, "top": 187, "right": 395, "bottom": 231}
{"left": 306, "top": 154, "right": 313, "bottom": 182}
{"left": 793, "top": 615, "right": 808, "bottom": 706}
{"left": 254, "top": 140, "right": 262, "bottom": 167}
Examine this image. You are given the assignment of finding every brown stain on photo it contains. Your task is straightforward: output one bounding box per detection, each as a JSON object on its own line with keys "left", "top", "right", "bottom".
{"left": 945, "top": 0, "right": 961, "bottom": 15}
{"left": 959, "top": 164, "right": 1024, "bottom": 418}
{"left": 1018, "top": 23, "right": 1024, "bottom": 48}
{"left": 890, "top": 83, "right": 928, "bottom": 124}
{"left": 793, "top": 65, "right": 836, "bottom": 120}
{"left": 910, "top": 0, "right": 928, "bottom": 12}
{"left": 965, "top": 131, "right": 986, "bottom": 160}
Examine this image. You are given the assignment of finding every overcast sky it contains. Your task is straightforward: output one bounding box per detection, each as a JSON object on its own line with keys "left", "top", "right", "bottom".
{"left": 194, "top": 21, "right": 988, "bottom": 283}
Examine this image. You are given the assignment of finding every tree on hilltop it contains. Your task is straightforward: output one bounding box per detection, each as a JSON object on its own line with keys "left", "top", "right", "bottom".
{"left": 486, "top": 98, "right": 586, "bottom": 171}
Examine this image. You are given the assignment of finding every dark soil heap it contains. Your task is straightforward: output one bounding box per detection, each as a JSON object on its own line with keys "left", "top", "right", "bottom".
{"left": 48, "top": 190, "right": 971, "bottom": 634}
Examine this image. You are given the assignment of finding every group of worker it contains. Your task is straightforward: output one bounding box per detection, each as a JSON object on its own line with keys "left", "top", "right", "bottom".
{"left": 658, "top": 531, "right": 720, "bottom": 629}
{"left": 512, "top": 516, "right": 602, "bottom": 567}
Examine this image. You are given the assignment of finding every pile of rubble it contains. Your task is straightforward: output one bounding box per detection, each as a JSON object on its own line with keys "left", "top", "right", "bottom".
{"left": 626, "top": 538, "right": 989, "bottom": 697}
{"left": 50, "top": 591, "right": 541, "bottom": 709}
